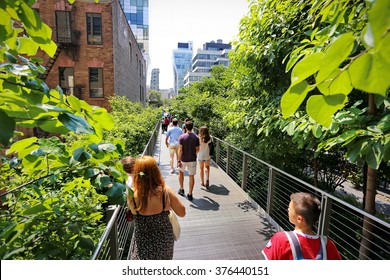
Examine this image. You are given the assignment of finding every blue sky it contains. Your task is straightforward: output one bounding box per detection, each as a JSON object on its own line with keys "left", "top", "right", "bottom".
{"left": 148, "top": 0, "right": 250, "bottom": 89}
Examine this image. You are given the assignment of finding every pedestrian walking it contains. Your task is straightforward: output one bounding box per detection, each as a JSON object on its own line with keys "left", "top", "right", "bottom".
{"left": 127, "top": 156, "right": 186, "bottom": 260}
{"left": 177, "top": 120, "right": 199, "bottom": 201}
{"left": 165, "top": 118, "right": 183, "bottom": 174}
{"left": 197, "top": 126, "right": 212, "bottom": 188}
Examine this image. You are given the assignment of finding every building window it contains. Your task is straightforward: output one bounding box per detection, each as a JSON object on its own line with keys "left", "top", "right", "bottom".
{"left": 86, "top": 13, "right": 102, "bottom": 45}
{"left": 129, "top": 42, "right": 133, "bottom": 61}
{"left": 89, "top": 68, "right": 104, "bottom": 98}
{"left": 59, "top": 67, "right": 74, "bottom": 95}
{"left": 56, "top": 11, "right": 71, "bottom": 43}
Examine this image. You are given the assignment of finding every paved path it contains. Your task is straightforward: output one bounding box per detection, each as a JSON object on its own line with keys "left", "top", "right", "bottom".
{"left": 154, "top": 132, "right": 272, "bottom": 260}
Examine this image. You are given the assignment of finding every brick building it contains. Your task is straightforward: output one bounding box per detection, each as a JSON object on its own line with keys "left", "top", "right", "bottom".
{"left": 33, "top": 0, "right": 147, "bottom": 110}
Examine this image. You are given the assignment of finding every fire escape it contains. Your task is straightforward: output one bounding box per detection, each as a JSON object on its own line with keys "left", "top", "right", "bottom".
{"left": 38, "top": 9, "right": 75, "bottom": 82}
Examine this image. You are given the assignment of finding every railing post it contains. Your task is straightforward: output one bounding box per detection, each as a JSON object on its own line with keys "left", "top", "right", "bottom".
{"left": 241, "top": 153, "right": 248, "bottom": 191}
{"left": 226, "top": 145, "right": 231, "bottom": 177}
{"left": 106, "top": 205, "right": 119, "bottom": 260}
{"left": 318, "top": 195, "right": 332, "bottom": 236}
{"left": 215, "top": 139, "right": 220, "bottom": 166}
{"left": 266, "top": 167, "right": 276, "bottom": 215}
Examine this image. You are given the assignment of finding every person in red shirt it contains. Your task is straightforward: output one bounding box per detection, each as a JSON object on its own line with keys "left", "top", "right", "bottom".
{"left": 262, "top": 192, "right": 342, "bottom": 260}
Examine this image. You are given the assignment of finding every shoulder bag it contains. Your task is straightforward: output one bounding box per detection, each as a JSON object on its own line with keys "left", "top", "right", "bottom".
{"left": 165, "top": 187, "right": 181, "bottom": 241}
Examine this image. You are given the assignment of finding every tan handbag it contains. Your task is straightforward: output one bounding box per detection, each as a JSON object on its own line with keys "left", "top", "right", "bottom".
{"left": 166, "top": 187, "right": 181, "bottom": 241}
{"left": 168, "top": 209, "right": 181, "bottom": 241}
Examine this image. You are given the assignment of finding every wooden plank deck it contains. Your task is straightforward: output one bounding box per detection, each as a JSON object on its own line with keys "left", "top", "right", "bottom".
{"left": 153, "top": 132, "right": 275, "bottom": 260}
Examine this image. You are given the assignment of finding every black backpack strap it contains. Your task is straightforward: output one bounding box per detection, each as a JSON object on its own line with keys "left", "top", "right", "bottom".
{"left": 131, "top": 197, "right": 138, "bottom": 214}
{"left": 285, "top": 231, "right": 304, "bottom": 260}
{"left": 162, "top": 187, "right": 166, "bottom": 212}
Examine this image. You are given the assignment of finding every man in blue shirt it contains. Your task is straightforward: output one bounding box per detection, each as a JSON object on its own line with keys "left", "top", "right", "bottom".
{"left": 165, "top": 118, "right": 183, "bottom": 174}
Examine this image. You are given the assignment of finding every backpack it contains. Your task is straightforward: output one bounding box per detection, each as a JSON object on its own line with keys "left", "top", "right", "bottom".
{"left": 285, "top": 231, "right": 327, "bottom": 260}
{"left": 208, "top": 140, "right": 215, "bottom": 157}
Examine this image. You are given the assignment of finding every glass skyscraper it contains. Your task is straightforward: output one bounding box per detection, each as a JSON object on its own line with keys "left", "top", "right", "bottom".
{"left": 120, "top": 0, "right": 149, "bottom": 58}
{"left": 173, "top": 41, "right": 193, "bottom": 95}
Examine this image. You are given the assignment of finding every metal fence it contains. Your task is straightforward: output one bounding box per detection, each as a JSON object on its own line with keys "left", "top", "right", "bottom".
{"left": 212, "top": 137, "right": 390, "bottom": 260}
{"left": 91, "top": 120, "right": 161, "bottom": 260}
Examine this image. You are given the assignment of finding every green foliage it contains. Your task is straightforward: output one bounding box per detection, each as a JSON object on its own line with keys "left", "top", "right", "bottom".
{"left": 281, "top": 0, "right": 390, "bottom": 170}
{"left": 105, "top": 96, "right": 160, "bottom": 155}
{"left": 169, "top": 66, "right": 233, "bottom": 139}
{"left": 0, "top": 177, "right": 106, "bottom": 259}
{"left": 148, "top": 90, "right": 163, "bottom": 107}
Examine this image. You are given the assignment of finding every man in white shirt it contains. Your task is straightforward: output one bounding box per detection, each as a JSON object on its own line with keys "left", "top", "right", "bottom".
{"left": 165, "top": 118, "right": 183, "bottom": 174}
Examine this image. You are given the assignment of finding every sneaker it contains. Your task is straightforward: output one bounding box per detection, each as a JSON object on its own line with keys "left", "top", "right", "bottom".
{"left": 178, "top": 189, "right": 184, "bottom": 196}
{"left": 187, "top": 194, "right": 193, "bottom": 201}
{"left": 170, "top": 169, "right": 175, "bottom": 174}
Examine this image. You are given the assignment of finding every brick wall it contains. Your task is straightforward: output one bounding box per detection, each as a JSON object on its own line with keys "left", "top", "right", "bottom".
{"left": 34, "top": 0, "right": 146, "bottom": 111}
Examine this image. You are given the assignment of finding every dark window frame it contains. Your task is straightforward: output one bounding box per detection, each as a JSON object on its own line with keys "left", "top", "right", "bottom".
{"left": 89, "top": 68, "right": 104, "bottom": 98}
{"left": 86, "top": 13, "right": 102, "bottom": 45}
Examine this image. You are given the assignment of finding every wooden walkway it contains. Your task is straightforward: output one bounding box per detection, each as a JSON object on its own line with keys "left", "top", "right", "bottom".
{"left": 154, "top": 132, "right": 275, "bottom": 260}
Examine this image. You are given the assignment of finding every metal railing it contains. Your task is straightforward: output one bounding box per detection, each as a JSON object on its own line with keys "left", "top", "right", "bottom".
{"left": 211, "top": 136, "right": 390, "bottom": 260}
{"left": 91, "top": 120, "right": 161, "bottom": 260}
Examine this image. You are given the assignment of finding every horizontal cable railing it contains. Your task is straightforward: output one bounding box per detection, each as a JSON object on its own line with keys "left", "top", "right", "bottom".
{"left": 212, "top": 136, "right": 390, "bottom": 260}
{"left": 91, "top": 120, "right": 161, "bottom": 260}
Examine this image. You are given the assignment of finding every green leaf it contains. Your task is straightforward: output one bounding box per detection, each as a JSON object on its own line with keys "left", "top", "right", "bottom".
{"left": 96, "top": 175, "right": 112, "bottom": 187}
{"left": 346, "top": 139, "right": 367, "bottom": 162}
{"left": 18, "top": 37, "right": 39, "bottom": 56}
{"left": 368, "top": 0, "right": 390, "bottom": 47}
{"left": 39, "top": 119, "right": 69, "bottom": 134}
{"left": 318, "top": 69, "right": 353, "bottom": 95}
{"left": 312, "top": 124, "right": 323, "bottom": 138}
{"left": 67, "top": 95, "right": 81, "bottom": 112}
{"left": 91, "top": 108, "right": 115, "bottom": 130}
{"left": 281, "top": 81, "right": 312, "bottom": 118}
{"left": 97, "top": 143, "right": 116, "bottom": 152}
{"left": 285, "top": 121, "right": 296, "bottom": 136}
{"left": 23, "top": 204, "right": 48, "bottom": 215}
{"left": 72, "top": 147, "right": 92, "bottom": 162}
{"left": 306, "top": 94, "right": 348, "bottom": 127}
{"left": 377, "top": 114, "right": 390, "bottom": 131}
{"left": 348, "top": 34, "right": 390, "bottom": 95}
{"left": 77, "top": 236, "right": 95, "bottom": 250}
{"left": 107, "top": 182, "right": 126, "bottom": 198}
{"left": 84, "top": 168, "right": 100, "bottom": 179}
{"left": 39, "top": 37, "right": 57, "bottom": 58}
{"left": 0, "top": 109, "right": 16, "bottom": 146}
{"left": 364, "top": 142, "right": 384, "bottom": 170}
{"left": 58, "top": 113, "right": 95, "bottom": 134}
{"left": 291, "top": 52, "right": 324, "bottom": 86}
{"left": 317, "top": 32, "right": 355, "bottom": 84}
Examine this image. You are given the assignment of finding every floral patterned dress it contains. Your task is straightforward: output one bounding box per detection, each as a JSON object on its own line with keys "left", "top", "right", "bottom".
{"left": 130, "top": 189, "right": 174, "bottom": 260}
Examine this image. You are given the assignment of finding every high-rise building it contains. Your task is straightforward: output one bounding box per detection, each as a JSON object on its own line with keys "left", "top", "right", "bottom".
{"left": 150, "top": 68, "right": 160, "bottom": 91}
{"left": 184, "top": 39, "right": 231, "bottom": 87}
{"left": 120, "top": 0, "right": 149, "bottom": 68}
{"left": 172, "top": 41, "right": 193, "bottom": 94}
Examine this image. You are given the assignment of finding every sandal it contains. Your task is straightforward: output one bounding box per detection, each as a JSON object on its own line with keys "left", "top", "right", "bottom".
{"left": 201, "top": 182, "right": 205, "bottom": 187}
{"left": 205, "top": 180, "right": 209, "bottom": 188}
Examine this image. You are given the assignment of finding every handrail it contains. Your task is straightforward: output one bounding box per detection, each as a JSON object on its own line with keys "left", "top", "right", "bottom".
{"left": 91, "top": 205, "right": 121, "bottom": 260}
